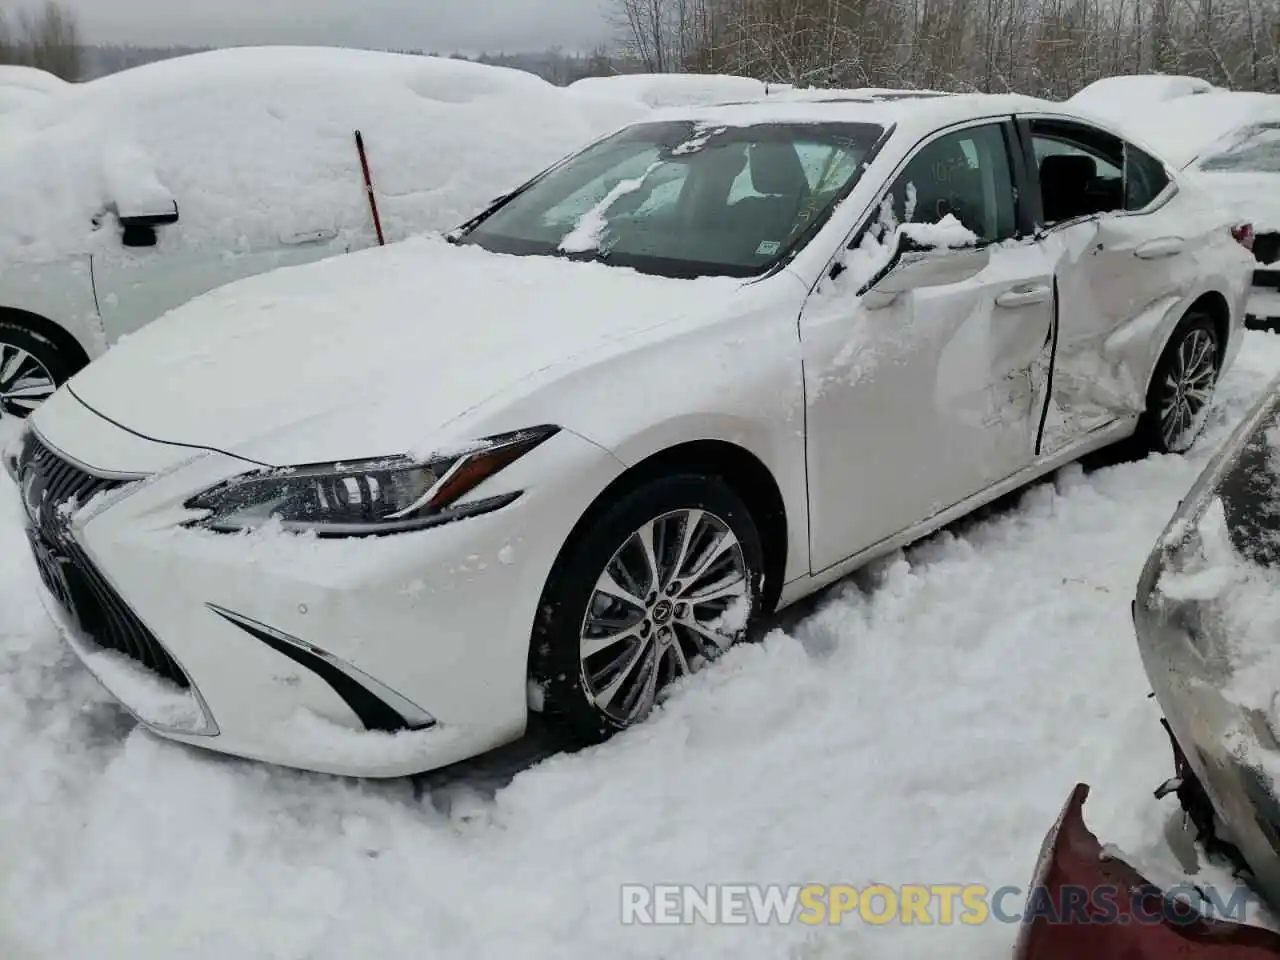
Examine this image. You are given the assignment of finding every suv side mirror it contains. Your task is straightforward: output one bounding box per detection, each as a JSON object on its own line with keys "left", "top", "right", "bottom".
{"left": 116, "top": 199, "right": 180, "bottom": 248}
{"left": 860, "top": 230, "right": 989, "bottom": 308}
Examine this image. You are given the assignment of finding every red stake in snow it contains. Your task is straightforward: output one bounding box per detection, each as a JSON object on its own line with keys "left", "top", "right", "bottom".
{"left": 354, "top": 130, "right": 385, "bottom": 247}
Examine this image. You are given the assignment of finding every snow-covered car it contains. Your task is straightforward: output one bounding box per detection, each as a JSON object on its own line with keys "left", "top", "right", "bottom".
{"left": 2, "top": 89, "right": 1256, "bottom": 778}
{"left": 0, "top": 64, "right": 68, "bottom": 116}
{"left": 1066, "top": 73, "right": 1221, "bottom": 125}
{"left": 1091, "top": 90, "right": 1280, "bottom": 331}
{"left": 0, "top": 46, "right": 644, "bottom": 421}
{"left": 568, "top": 72, "right": 791, "bottom": 108}
{"left": 1015, "top": 377, "right": 1280, "bottom": 958}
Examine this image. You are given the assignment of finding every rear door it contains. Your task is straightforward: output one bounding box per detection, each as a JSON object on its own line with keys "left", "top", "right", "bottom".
{"left": 1014, "top": 115, "right": 1187, "bottom": 456}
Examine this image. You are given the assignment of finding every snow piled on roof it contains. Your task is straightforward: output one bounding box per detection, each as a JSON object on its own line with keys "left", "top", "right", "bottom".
{"left": 666, "top": 89, "right": 1049, "bottom": 133}
{"left": 1067, "top": 73, "right": 1221, "bottom": 124}
{"left": 568, "top": 72, "right": 790, "bottom": 108}
{"left": 0, "top": 47, "right": 646, "bottom": 262}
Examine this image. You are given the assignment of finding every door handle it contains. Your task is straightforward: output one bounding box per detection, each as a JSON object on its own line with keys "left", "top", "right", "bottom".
{"left": 280, "top": 228, "right": 339, "bottom": 246}
{"left": 1134, "top": 237, "right": 1184, "bottom": 259}
{"left": 995, "top": 284, "right": 1051, "bottom": 308}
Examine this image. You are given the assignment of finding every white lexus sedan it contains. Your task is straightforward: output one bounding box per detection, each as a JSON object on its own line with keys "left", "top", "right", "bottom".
{"left": 4, "top": 90, "right": 1255, "bottom": 778}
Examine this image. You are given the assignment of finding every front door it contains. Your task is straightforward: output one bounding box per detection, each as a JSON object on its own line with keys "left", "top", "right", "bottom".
{"left": 801, "top": 120, "right": 1055, "bottom": 574}
{"left": 93, "top": 219, "right": 351, "bottom": 345}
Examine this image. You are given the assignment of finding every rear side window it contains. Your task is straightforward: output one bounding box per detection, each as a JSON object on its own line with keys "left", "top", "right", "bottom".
{"left": 1029, "top": 119, "right": 1125, "bottom": 224}
{"left": 1029, "top": 118, "right": 1170, "bottom": 223}
{"left": 1124, "top": 144, "right": 1171, "bottom": 210}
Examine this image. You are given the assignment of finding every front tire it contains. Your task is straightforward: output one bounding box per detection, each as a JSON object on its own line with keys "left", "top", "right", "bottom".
{"left": 1134, "top": 310, "right": 1221, "bottom": 455}
{"left": 0, "top": 320, "right": 75, "bottom": 420}
{"left": 530, "top": 474, "right": 765, "bottom": 747}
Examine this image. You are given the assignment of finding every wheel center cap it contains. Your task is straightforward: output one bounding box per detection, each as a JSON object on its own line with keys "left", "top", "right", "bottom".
{"left": 651, "top": 599, "right": 674, "bottom": 624}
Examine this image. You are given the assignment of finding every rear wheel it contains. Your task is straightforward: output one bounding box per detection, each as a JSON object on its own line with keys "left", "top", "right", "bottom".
{"left": 0, "top": 320, "right": 75, "bottom": 420}
{"left": 530, "top": 474, "right": 765, "bottom": 747}
{"left": 1135, "top": 311, "right": 1221, "bottom": 455}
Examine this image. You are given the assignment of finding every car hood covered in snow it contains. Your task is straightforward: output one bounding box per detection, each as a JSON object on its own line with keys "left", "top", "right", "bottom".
{"left": 63, "top": 236, "right": 744, "bottom": 467}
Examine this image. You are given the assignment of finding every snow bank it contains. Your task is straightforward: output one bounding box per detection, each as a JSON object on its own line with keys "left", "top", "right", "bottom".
{"left": 0, "top": 47, "right": 642, "bottom": 263}
{"left": 569, "top": 73, "right": 789, "bottom": 109}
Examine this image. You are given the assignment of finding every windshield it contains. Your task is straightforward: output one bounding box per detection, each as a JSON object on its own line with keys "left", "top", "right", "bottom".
{"left": 458, "top": 119, "right": 885, "bottom": 278}
{"left": 1198, "top": 122, "right": 1280, "bottom": 172}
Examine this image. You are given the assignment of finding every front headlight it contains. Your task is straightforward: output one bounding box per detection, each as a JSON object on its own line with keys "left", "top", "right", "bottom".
{"left": 184, "top": 425, "right": 558, "bottom": 536}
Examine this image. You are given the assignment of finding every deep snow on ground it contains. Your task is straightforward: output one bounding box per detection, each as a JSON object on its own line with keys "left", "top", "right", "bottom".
{"left": 4, "top": 335, "right": 1280, "bottom": 958}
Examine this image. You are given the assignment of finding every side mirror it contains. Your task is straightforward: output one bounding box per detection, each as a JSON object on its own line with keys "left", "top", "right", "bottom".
{"left": 116, "top": 199, "right": 180, "bottom": 248}
{"left": 861, "top": 232, "right": 990, "bottom": 308}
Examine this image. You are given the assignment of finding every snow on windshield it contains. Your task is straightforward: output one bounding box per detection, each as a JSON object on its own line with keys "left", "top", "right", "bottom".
{"left": 463, "top": 119, "right": 883, "bottom": 278}
{"left": 0, "top": 47, "right": 646, "bottom": 263}
{"left": 558, "top": 161, "right": 663, "bottom": 253}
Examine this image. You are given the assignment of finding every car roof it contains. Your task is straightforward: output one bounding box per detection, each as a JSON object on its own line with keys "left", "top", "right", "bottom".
{"left": 644, "top": 88, "right": 1070, "bottom": 132}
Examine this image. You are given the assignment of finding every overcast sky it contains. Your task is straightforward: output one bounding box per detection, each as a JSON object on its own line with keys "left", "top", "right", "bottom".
{"left": 60, "top": 0, "right": 614, "bottom": 54}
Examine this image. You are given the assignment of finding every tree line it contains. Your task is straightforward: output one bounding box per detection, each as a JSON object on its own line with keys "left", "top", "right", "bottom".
{"left": 612, "top": 0, "right": 1280, "bottom": 96}
{"left": 0, "top": 1, "right": 80, "bottom": 80}
{"left": 10, "top": 0, "right": 1280, "bottom": 96}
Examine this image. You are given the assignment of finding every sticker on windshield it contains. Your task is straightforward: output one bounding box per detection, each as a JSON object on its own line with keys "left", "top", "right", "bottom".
{"left": 756, "top": 240, "right": 781, "bottom": 256}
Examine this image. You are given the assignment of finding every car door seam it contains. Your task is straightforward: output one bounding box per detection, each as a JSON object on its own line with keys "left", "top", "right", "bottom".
{"left": 1034, "top": 275, "right": 1061, "bottom": 457}
{"left": 88, "top": 253, "right": 101, "bottom": 316}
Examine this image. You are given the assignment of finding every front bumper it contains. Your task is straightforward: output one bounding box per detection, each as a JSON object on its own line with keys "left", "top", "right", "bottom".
{"left": 13, "top": 401, "right": 624, "bottom": 778}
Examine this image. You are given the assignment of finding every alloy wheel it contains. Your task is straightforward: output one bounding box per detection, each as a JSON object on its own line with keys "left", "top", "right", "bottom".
{"left": 0, "top": 342, "right": 57, "bottom": 419}
{"left": 1158, "top": 327, "right": 1217, "bottom": 453}
{"left": 578, "top": 508, "right": 752, "bottom": 725}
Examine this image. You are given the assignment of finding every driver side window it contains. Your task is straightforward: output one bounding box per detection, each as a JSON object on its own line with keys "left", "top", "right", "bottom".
{"left": 872, "top": 123, "right": 1018, "bottom": 245}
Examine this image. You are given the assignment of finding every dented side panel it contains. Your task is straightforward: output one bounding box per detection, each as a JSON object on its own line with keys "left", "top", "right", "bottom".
{"left": 1037, "top": 194, "right": 1252, "bottom": 458}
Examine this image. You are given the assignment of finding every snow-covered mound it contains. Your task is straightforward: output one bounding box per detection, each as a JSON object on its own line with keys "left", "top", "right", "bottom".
{"left": 0, "top": 64, "right": 70, "bottom": 94}
{"left": 569, "top": 72, "right": 790, "bottom": 108}
{"left": 0, "top": 65, "right": 68, "bottom": 116}
{"left": 0, "top": 46, "right": 643, "bottom": 262}
{"left": 1067, "top": 73, "right": 1221, "bottom": 126}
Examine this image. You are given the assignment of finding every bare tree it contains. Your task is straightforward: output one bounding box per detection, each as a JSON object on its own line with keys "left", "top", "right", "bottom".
{"left": 609, "top": 0, "right": 1280, "bottom": 97}
{"left": 0, "top": 1, "right": 83, "bottom": 80}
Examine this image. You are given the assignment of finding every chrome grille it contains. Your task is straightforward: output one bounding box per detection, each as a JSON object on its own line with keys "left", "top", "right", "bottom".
{"left": 16, "top": 431, "right": 191, "bottom": 690}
